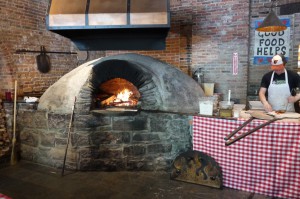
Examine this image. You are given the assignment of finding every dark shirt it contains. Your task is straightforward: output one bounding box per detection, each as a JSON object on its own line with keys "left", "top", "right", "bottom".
{"left": 260, "top": 69, "right": 300, "bottom": 94}
{"left": 260, "top": 69, "right": 300, "bottom": 113}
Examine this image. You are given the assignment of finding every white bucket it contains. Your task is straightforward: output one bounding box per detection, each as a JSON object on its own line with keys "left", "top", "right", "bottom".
{"left": 199, "top": 100, "right": 213, "bottom": 116}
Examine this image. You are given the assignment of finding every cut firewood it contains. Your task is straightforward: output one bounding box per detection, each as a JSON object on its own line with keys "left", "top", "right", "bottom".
{"left": 101, "top": 95, "right": 116, "bottom": 106}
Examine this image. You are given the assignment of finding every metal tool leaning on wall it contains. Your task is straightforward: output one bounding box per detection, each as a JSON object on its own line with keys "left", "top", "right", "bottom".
{"left": 224, "top": 111, "right": 300, "bottom": 146}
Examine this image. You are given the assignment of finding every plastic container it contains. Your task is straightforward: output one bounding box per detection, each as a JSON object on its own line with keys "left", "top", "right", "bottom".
{"left": 203, "top": 83, "right": 215, "bottom": 96}
{"left": 233, "top": 104, "right": 245, "bottom": 118}
{"left": 233, "top": 104, "right": 246, "bottom": 110}
{"left": 199, "top": 100, "right": 213, "bottom": 116}
{"left": 219, "top": 101, "right": 234, "bottom": 109}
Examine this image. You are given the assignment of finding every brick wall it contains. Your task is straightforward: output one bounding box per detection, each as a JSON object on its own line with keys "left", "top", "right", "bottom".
{"left": 106, "top": 0, "right": 250, "bottom": 103}
{"left": 0, "top": 0, "right": 300, "bottom": 104}
{"left": 191, "top": 0, "right": 249, "bottom": 102}
{"left": 0, "top": 0, "right": 104, "bottom": 99}
{"left": 106, "top": 0, "right": 196, "bottom": 75}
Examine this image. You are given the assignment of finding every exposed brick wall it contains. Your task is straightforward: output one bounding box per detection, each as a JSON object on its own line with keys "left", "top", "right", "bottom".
{"left": 1, "top": 0, "right": 300, "bottom": 104}
{"left": 190, "top": 0, "right": 249, "bottom": 103}
{"left": 0, "top": 0, "right": 104, "bottom": 99}
{"left": 107, "top": 0, "right": 250, "bottom": 103}
{"left": 106, "top": 0, "right": 194, "bottom": 75}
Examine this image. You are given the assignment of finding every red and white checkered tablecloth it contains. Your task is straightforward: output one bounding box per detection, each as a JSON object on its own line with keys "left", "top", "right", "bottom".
{"left": 193, "top": 116, "right": 300, "bottom": 199}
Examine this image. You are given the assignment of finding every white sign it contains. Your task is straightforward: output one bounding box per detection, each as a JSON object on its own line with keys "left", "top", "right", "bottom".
{"left": 253, "top": 18, "right": 290, "bottom": 65}
{"left": 232, "top": 52, "right": 238, "bottom": 75}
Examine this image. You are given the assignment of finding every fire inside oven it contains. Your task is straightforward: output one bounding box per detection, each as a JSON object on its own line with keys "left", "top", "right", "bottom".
{"left": 94, "top": 78, "right": 140, "bottom": 108}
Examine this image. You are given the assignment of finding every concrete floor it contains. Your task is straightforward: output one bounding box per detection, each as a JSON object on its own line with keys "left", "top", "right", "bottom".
{"left": 0, "top": 161, "right": 273, "bottom": 199}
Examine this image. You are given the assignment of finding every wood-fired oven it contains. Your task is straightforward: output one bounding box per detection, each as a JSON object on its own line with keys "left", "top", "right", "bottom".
{"left": 17, "top": 53, "right": 205, "bottom": 171}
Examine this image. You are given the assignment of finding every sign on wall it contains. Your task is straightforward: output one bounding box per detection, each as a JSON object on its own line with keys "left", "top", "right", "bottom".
{"left": 253, "top": 18, "right": 290, "bottom": 65}
{"left": 232, "top": 52, "right": 238, "bottom": 75}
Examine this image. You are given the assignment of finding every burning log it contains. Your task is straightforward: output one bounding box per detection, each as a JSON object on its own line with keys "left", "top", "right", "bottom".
{"left": 100, "top": 95, "right": 117, "bottom": 106}
{"left": 98, "top": 88, "right": 139, "bottom": 108}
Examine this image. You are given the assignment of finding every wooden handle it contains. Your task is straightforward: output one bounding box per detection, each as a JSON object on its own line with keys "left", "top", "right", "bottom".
{"left": 225, "top": 118, "right": 281, "bottom": 146}
{"left": 13, "top": 80, "right": 17, "bottom": 139}
{"left": 224, "top": 117, "right": 254, "bottom": 140}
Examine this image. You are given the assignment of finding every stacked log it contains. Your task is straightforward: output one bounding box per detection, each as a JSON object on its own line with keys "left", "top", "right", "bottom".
{"left": 0, "top": 99, "right": 10, "bottom": 157}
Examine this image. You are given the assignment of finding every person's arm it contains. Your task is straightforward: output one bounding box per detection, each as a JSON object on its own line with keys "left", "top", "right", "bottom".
{"left": 288, "top": 93, "right": 300, "bottom": 103}
{"left": 259, "top": 87, "right": 273, "bottom": 112}
{"left": 287, "top": 71, "right": 300, "bottom": 103}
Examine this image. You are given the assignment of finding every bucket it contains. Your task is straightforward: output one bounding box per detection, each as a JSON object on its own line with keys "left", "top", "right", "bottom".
{"left": 219, "top": 101, "right": 234, "bottom": 117}
{"left": 199, "top": 100, "right": 213, "bottom": 116}
{"left": 219, "top": 101, "right": 234, "bottom": 109}
{"left": 203, "top": 83, "right": 214, "bottom": 96}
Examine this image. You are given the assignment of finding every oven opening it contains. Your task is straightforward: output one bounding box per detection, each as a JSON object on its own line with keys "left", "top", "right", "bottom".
{"left": 94, "top": 78, "right": 140, "bottom": 109}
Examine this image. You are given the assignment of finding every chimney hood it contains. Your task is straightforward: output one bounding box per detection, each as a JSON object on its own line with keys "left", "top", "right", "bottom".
{"left": 46, "top": 0, "right": 170, "bottom": 50}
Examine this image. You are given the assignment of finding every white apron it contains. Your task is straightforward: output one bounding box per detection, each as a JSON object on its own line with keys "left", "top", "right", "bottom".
{"left": 268, "top": 69, "right": 295, "bottom": 112}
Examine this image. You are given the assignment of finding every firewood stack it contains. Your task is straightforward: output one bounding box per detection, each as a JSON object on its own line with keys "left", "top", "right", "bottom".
{"left": 0, "top": 99, "right": 10, "bottom": 157}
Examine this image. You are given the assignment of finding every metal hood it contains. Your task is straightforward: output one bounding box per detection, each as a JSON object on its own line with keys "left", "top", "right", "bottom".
{"left": 46, "top": 0, "right": 170, "bottom": 50}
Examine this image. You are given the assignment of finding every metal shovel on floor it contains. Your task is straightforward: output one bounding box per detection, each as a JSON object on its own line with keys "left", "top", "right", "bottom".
{"left": 224, "top": 111, "right": 300, "bottom": 146}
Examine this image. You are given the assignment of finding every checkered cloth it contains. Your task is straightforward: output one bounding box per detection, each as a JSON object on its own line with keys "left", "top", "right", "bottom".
{"left": 0, "top": 193, "right": 12, "bottom": 199}
{"left": 193, "top": 116, "right": 300, "bottom": 199}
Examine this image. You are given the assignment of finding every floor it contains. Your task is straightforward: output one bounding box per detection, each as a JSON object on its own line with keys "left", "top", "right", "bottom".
{"left": 0, "top": 161, "right": 273, "bottom": 199}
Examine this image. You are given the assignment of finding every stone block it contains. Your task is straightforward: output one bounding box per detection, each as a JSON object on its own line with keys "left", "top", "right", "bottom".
{"left": 20, "top": 129, "right": 39, "bottom": 147}
{"left": 40, "top": 131, "right": 56, "bottom": 147}
{"left": 126, "top": 159, "right": 147, "bottom": 170}
{"left": 98, "top": 146, "right": 123, "bottom": 159}
{"left": 147, "top": 143, "right": 172, "bottom": 154}
{"left": 48, "top": 113, "right": 70, "bottom": 129}
{"left": 55, "top": 137, "right": 67, "bottom": 147}
{"left": 17, "top": 111, "right": 37, "bottom": 128}
{"left": 78, "top": 147, "right": 101, "bottom": 159}
{"left": 20, "top": 144, "right": 39, "bottom": 162}
{"left": 150, "top": 118, "right": 169, "bottom": 132}
{"left": 90, "top": 131, "right": 131, "bottom": 146}
{"left": 168, "top": 119, "right": 190, "bottom": 137}
{"left": 74, "top": 102, "right": 92, "bottom": 114}
{"left": 75, "top": 114, "right": 111, "bottom": 128}
{"left": 120, "top": 132, "right": 131, "bottom": 143}
{"left": 49, "top": 147, "right": 77, "bottom": 163}
{"left": 132, "top": 133, "right": 160, "bottom": 142}
{"left": 123, "top": 145, "right": 146, "bottom": 156}
{"left": 152, "top": 156, "right": 171, "bottom": 171}
{"left": 32, "top": 111, "right": 48, "bottom": 128}
{"left": 90, "top": 131, "right": 116, "bottom": 145}
{"left": 17, "top": 110, "right": 48, "bottom": 129}
{"left": 113, "top": 117, "right": 147, "bottom": 131}
{"left": 17, "top": 102, "right": 38, "bottom": 110}
{"left": 72, "top": 133, "right": 90, "bottom": 147}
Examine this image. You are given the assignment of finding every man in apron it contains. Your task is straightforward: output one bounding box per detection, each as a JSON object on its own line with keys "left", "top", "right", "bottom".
{"left": 259, "top": 54, "right": 300, "bottom": 113}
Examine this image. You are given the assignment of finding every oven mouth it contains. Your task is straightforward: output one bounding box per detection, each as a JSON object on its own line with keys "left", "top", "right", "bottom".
{"left": 90, "top": 58, "right": 157, "bottom": 113}
{"left": 93, "top": 78, "right": 141, "bottom": 110}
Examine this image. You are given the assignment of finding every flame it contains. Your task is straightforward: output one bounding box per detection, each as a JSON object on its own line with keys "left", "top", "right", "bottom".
{"left": 114, "top": 89, "right": 133, "bottom": 103}
{"left": 98, "top": 79, "right": 140, "bottom": 108}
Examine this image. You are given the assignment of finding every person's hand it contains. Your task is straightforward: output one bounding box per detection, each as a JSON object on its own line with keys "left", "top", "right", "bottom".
{"left": 288, "top": 96, "right": 297, "bottom": 103}
{"left": 262, "top": 101, "right": 272, "bottom": 112}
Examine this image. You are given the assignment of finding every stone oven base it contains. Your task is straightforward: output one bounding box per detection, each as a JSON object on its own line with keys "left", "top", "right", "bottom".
{"left": 16, "top": 105, "right": 192, "bottom": 171}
